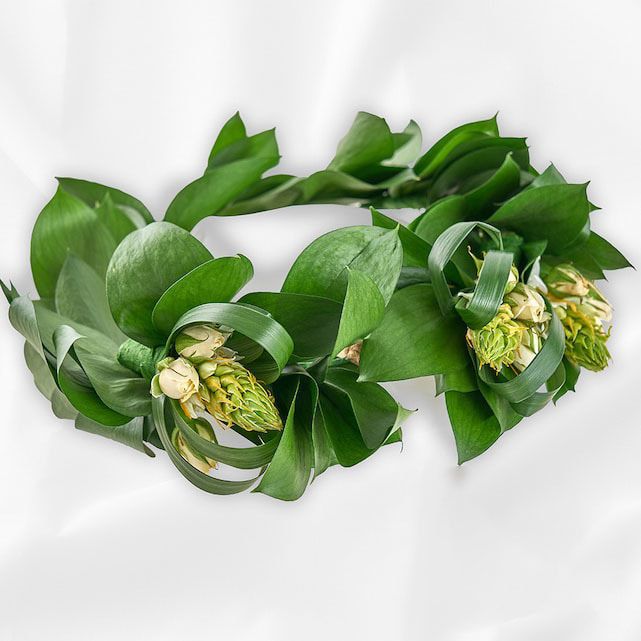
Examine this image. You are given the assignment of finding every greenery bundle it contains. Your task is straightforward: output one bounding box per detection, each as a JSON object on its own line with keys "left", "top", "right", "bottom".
{"left": 2, "top": 111, "right": 630, "bottom": 498}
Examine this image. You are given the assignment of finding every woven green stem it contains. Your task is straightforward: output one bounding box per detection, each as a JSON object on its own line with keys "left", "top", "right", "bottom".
{"left": 117, "top": 339, "right": 165, "bottom": 380}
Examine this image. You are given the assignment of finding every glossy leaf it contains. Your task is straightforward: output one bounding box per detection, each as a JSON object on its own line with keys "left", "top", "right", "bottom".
{"left": 488, "top": 183, "right": 590, "bottom": 254}
{"left": 31, "top": 186, "right": 118, "bottom": 298}
{"left": 239, "top": 291, "right": 342, "bottom": 359}
{"left": 332, "top": 268, "right": 385, "bottom": 358}
{"left": 152, "top": 255, "right": 254, "bottom": 335}
{"left": 55, "top": 255, "right": 125, "bottom": 344}
{"left": 359, "top": 284, "right": 469, "bottom": 381}
{"left": 106, "top": 222, "right": 212, "bottom": 345}
{"left": 283, "top": 226, "right": 402, "bottom": 304}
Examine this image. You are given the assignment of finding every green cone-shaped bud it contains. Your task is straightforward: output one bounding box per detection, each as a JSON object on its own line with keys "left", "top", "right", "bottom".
{"left": 171, "top": 420, "right": 218, "bottom": 473}
{"left": 556, "top": 303, "right": 611, "bottom": 372}
{"left": 466, "top": 304, "right": 525, "bottom": 371}
{"left": 197, "top": 357, "right": 282, "bottom": 432}
{"left": 175, "top": 324, "right": 232, "bottom": 363}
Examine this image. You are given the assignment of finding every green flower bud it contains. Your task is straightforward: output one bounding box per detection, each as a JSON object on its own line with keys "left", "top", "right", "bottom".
{"left": 504, "top": 283, "right": 550, "bottom": 324}
{"left": 198, "top": 356, "right": 282, "bottom": 432}
{"left": 175, "top": 324, "right": 232, "bottom": 363}
{"left": 466, "top": 304, "right": 525, "bottom": 372}
{"left": 556, "top": 303, "right": 611, "bottom": 372}
{"left": 171, "top": 420, "right": 218, "bottom": 473}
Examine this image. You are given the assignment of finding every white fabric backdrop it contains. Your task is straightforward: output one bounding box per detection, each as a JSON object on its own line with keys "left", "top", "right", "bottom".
{"left": 1, "top": 1, "right": 640, "bottom": 639}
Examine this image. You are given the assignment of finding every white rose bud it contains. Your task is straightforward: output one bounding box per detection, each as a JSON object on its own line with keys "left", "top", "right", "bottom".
{"left": 505, "top": 283, "right": 550, "bottom": 324}
{"left": 512, "top": 326, "right": 544, "bottom": 372}
{"left": 152, "top": 357, "right": 200, "bottom": 402}
{"left": 175, "top": 324, "right": 230, "bottom": 362}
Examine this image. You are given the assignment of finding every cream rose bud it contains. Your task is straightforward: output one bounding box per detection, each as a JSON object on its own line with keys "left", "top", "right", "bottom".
{"left": 545, "top": 264, "right": 590, "bottom": 298}
{"left": 175, "top": 324, "right": 230, "bottom": 362}
{"left": 580, "top": 297, "right": 612, "bottom": 323}
{"left": 152, "top": 357, "right": 200, "bottom": 401}
{"left": 505, "top": 283, "right": 549, "bottom": 323}
{"left": 505, "top": 265, "right": 519, "bottom": 294}
{"left": 512, "top": 326, "right": 543, "bottom": 372}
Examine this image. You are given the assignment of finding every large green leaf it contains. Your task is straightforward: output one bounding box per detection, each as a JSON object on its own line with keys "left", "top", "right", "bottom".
{"left": 324, "top": 366, "right": 409, "bottom": 449}
{"left": 53, "top": 326, "right": 131, "bottom": 427}
{"left": 328, "top": 112, "right": 395, "bottom": 176}
{"left": 238, "top": 291, "right": 342, "bottom": 359}
{"left": 332, "top": 268, "right": 385, "bottom": 358}
{"left": 151, "top": 255, "right": 254, "bottom": 335}
{"left": 55, "top": 255, "right": 125, "bottom": 344}
{"left": 282, "top": 226, "right": 402, "bottom": 304}
{"left": 30, "top": 186, "right": 118, "bottom": 298}
{"left": 106, "top": 222, "right": 212, "bottom": 345}
{"left": 445, "top": 390, "right": 503, "bottom": 464}
{"left": 370, "top": 207, "right": 430, "bottom": 268}
{"left": 414, "top": 115, "right": 499, "bottom": 178}
{"left": 254, "top": 376, "right": 314, "bottom": 500}
{"left": 488, "top": 183, "right": 590, "bottom": 254}
{"left": 76, "top": 414, "right": 154, "bottom": 456}
{"left": 56, "top": 177, "right": 154, "bottom": 224}
{"left": 360, "top": 284, "right": 469, "bottom": 381}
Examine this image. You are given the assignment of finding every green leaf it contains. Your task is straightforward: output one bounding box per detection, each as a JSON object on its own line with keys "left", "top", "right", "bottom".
{"left": 370, "top": 207, "right": 430, "bottom": 268}
{"left": 298, "top": 170, "right": 381, "bottom": 204}
{"left": 487, "top": 183, "right": 590, "bottom": 254}
{"left": 282, "top": 226, "right": 403, "bottom": 304}
{"left": 55, "top": 255, "right": 125, "bottom": 344}
{"left": 208, "top": 128, "right": 278, "bottom": 170}
{"left": 106, "top": 222, "right": 212, "bottom": 345}
{"left": 56, "top": 177, "right": 154, "bottom": 225}
{"left": 254, "top": 377, "right": 314, "bottom": 500}
{"left": 332, "top": 268, "right": 385, "bottom": 358}
{"left": 428, "top": 221, "right": 504, "bottom": 315}
{"left": 207, "top": 112, "right": 247, "bottom": 162}
{"left": 584, "top": 232, "right": 632, "bottom": 271}
{"left": 30, "top": 186, "right": 118, "bottom": 298}
{"left": 238, "top": 291, "right": 342, "bottom": 359}
{"left": 165, "top": 158, "right": 277, "bottom": 230}
{"left": 384, "top": 120, "right": 422, "bottom": 167}
{"left": 414, "top": 115, "right": 499, "bottom": 178}
{"left": 434, "top": 361, "right": 478, "bottom": 395}
{"left": 76, "top": 414, "right": 154, "bottom": 456}
{"left": 359, "top": 284, "right": 469, "bottom": 381}
{"left": 429, "top": 138, "right": 529, "bottom": 201}
{"left": 152, "top": 395, "right": 261, "bottom": 495}
{"left": 151, "top": 255, "right": 254, "bottom": 335}
{"left": 328, "top": 112, "right": 395, "bottom": 175}
{"left": 53, "top": 326, "right": 131, "bottom": 427}
{"left": 324, "top": 366, "right": 407, "bottom": 449}
{"left": 444, "top": 390, "right": 502, "bottom": 464}
{"left": 73, "top": 341, "right": 152, "bottom": 417}
{"left": 167, "top": 302, "right": 294, "bottom": 383}
{"left": 455, "top": 250, "right": 514, "bottom": 329}
{"left": 318, "top": 386, "right": 372, "bottom": 467}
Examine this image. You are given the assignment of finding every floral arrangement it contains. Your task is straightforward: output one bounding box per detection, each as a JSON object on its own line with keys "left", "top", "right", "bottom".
{"left": 2, "top": 112, "right": 630, "bottom": 498}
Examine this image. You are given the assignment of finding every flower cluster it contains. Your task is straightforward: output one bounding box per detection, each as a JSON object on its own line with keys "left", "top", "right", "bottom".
{"left": 151, "top": 324, "right": 283, "bottom": 471}
{"left": 544, "top": 264, "right": 612, "bottom": 371}
{"left": 465, "top": 256, "right": 551, "bottom": 373}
